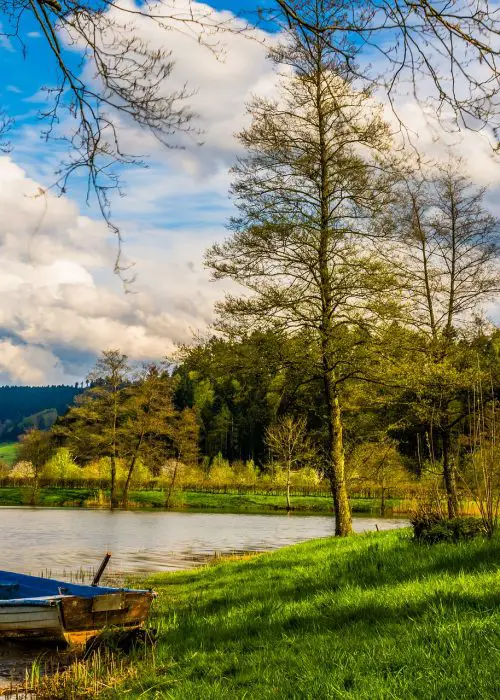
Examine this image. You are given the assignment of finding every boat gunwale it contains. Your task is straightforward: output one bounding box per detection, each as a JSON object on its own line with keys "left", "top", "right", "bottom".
{"left": 0, "top": 569, "right": 154, "bottom": 606}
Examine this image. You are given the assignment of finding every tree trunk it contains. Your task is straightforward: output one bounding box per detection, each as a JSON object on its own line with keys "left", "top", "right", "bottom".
{"left": 165, "top": 462, "right": 179, "bottom": 509}
{"left": 121, "top": 455, "right": 138, "bottom": 509}
{"left": 442, "top": 429, "right": 459, "bottom": 519}
{"left": 286, "top": 460, "right": 291, "bottom": 511}
{"left": 121, "top": 434, "right": 145, "bottom": 508}
{"left": 322, "top": 353, "right": 352, "bottom": 536}
{"left": 110, "top": 454, "right": 118, "bottom": 509}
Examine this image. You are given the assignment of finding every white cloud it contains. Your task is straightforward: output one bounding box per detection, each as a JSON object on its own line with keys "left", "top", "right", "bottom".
{"left": 0, "top": 155, "right": 229, "bottom": 384}
{"left": 0, "top": 341, "right": 67, "bottom": 385}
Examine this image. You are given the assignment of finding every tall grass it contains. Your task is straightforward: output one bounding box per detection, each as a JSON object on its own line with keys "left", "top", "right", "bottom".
{"left": 33, "top": 529, "right": 500, "bottom": 699}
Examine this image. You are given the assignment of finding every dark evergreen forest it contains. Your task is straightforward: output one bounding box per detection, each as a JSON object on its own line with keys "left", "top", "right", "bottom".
{"left": 0, "top": 385, "right": 83, "bottom": 441}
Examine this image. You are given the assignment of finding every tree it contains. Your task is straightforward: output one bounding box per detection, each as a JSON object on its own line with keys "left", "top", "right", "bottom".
{"left": 162, "top": 406, "right": 200, "bottom": 511}
{"left": 174, "top": 332, "right": 285, "bottom": 463}
{"left": 173, "top": 408, "right": 200, "bottom": 465}
{"left": 18, "top": 428, "right": 54, "bottom": 479}
{"left": 348, "top": 439, "right": 410, "bottom": 515}
{"left": 206, "top": 6, "right": 397, "bottom": 535}
{"left": 275, "top": 0, "right": 500, "bottom": 147}
{"left": 1, "top": 0, "right": 498, "bottom": 239}
{"left": 17, "top": 428, "right": 55, "bottom": 504}
{"left": 55, "top": 349, "right": 130, "bottom": 507}
{"left": 383, "top": 161, "right": 500, "bottom": 517}
{"left": 120, "top": 362, "right": 176, "bottom": 508}
{"left": 265, "top": 415, "right": 316, "bottom": 511}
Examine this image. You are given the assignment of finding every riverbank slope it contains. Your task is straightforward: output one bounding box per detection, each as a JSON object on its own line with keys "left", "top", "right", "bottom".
{"left": 40, "top": 529, "right": 500, "bottom": 699}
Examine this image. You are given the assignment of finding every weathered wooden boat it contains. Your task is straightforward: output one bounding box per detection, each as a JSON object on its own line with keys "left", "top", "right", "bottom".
{"left": 0, "top": 565, "right": 156, "bottom": 645}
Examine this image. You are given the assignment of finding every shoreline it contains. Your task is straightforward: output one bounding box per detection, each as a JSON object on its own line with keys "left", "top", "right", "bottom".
{"left": 0, "top": 487, "right": 407, "bottom": 516}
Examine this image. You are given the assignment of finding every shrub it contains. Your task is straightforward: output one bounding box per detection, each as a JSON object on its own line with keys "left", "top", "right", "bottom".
{"left": 209, "top": 453, "right": 234, "bottom": 486}
{"left": 42, "top": 448, "right": 81, "bottom": 480}
{"left": 233, "top": 460, "right": 259, "bottom": 486}
{"left": 291, "top": 467, "right": 321, "bottom": 488}
{"left": 411, "top": 512, "right": 487, "bottom": 544}
{"left": 0, "top": 459, "right": 9, "bottom": 477}
{"left": 9, "top": 460, "right": 35, "bottom": 479}
{"left": 80, "top": 458, "right": 110, "bottom": 480}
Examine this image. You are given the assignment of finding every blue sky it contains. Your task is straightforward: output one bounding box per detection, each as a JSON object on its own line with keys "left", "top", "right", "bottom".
{"left": 0, "top": 0, "right": 499, "bottom": 385}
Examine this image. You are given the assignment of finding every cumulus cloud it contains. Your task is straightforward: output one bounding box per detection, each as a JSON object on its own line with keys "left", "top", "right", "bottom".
{"left": 0, "top": 3, "right": 284, "bottom": 385}
{"left": 0, "top": 156, "right": 227, "bottom": 384}
{"left": 0, "top": 340, "right": 67, "bottom": 386}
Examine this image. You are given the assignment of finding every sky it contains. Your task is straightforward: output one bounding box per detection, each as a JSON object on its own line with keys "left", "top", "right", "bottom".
{"left": 0, "top": 0, "right": 499, "bottom": 385}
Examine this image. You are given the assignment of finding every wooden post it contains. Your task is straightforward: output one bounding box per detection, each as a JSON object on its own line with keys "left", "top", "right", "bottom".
{"left": 92, "top": 552, "right": 112, "bottom": 587}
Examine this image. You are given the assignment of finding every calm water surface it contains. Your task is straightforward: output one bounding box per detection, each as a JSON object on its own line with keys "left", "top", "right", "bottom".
{"left": 0, "top": 507, "right": 408, "bottom": 577}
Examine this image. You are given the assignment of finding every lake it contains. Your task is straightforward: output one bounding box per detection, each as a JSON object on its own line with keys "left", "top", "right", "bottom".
{"left": 0, "top": 507, "right": 408, "bottom": 578}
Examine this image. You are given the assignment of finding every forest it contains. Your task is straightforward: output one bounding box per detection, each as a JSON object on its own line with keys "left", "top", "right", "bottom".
{"left": 0, "top": 385, "right": 83, "bottom": 440}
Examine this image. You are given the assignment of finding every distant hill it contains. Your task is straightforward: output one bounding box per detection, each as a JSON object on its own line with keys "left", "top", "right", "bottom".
{"left": 0, "top": 385, "right": 83, "bottom": 442}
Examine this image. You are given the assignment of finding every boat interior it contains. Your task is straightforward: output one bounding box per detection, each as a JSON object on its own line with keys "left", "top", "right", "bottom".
{"left": 0, "top": 570, "right": 123, "bottom": 603}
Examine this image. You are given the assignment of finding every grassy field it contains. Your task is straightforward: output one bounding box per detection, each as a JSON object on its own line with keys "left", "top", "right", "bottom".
{"left": 0, "top": 486, "right": 398, "bottom": 514}
{"left": 0, "top": 441, "right": 18, "bottom": 466}
{"left": 38, "top": 528, "right": 500, "bottom": 699}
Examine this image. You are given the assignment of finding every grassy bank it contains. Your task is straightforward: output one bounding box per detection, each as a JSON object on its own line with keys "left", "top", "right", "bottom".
{"left": 39, "top": 529, "right": 500, "bottom": 699}
{"left": 0, "top": 486, "right": 400, "bottom": 514}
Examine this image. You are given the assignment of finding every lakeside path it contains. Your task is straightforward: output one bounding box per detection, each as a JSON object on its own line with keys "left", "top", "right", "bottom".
{"left": 38, "top": 529, "right": 500, "bottom": 699}
{"left": 0, "top": 487, "right": 404, "bottom": 515}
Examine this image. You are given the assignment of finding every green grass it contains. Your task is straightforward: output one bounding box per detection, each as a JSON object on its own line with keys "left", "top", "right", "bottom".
{"left": 0, "top": 441, "right": 18, "bottom": 466}
{"left": 42, "top": 529, "right": 500, "bottom": 699}
{"left": 0, "top": 486, "right": 398, "bottom": 515}
{"left": 0, "top": 487, "right": 96, "bottom": 507}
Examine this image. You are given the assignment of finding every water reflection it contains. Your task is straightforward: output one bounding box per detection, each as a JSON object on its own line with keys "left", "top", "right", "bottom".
{"left": 0, "top": 508, "right": 408, "bottom": 578}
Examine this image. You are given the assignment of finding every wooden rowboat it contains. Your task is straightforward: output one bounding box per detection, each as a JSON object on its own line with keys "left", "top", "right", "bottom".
{"left": 0, "top": 568, "right": 156, "bottom": 645}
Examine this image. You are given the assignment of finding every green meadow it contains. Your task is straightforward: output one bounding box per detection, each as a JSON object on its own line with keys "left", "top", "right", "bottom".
{"left": 0, "top": 442, "right": 18, "bottom": 466}
{"left": 38, "top": 529, "right": 500, "bottom": 699}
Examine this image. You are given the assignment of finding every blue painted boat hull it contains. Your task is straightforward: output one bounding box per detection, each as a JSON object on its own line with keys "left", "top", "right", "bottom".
{"left": 0, "top": 570, "right": 155, "bottom": 644}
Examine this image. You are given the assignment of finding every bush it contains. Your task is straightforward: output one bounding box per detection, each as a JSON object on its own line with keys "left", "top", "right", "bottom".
{"left": 411, "top": 512, "right": 487, "bottom": 544}
{"left": 209, "top": 453, "right": 234, "bottom": 486}
{"left": 0, "top": 459, "right": 9, "bottom": 477}
{"left": 8, "top": 460, "right": 35, "bottom": 479}
{"left": 233, "top": 460, "right": 259, "bottom": 486}
{"left": 42, "top": 448, "right": 81, "bottom": 480}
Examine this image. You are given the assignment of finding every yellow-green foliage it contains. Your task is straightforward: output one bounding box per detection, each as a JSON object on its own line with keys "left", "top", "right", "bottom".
{"left": 181, "top": 465, "right": 207, "bottom": 488}
{"left": 79, "top": 457, "right": 153, "bottom": 484}
{"left": 208, "top": 453, "right": 231, "bottom": 485}
{"left": 9, "top": 460, "right": 35, "bottom": 479}
{"left": 123, "top": 458, "right": 153, "bottom": 486}
{"left": 41, "top": 448, "right": 81, "bottom": 480}
{"left": 232, "top": 459, "right": 259, "bottom": 486}
{"left": 292, "top": 466, "right": 321, "bottom": 488}
{"left": 209, "top": 463, "right": 234, "bottom": 485}
{"left": 80, "top": 458, "right": 110, "bottom": 480}
{"left": 347, "top": 441, "right": 412, "bottom": 490}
